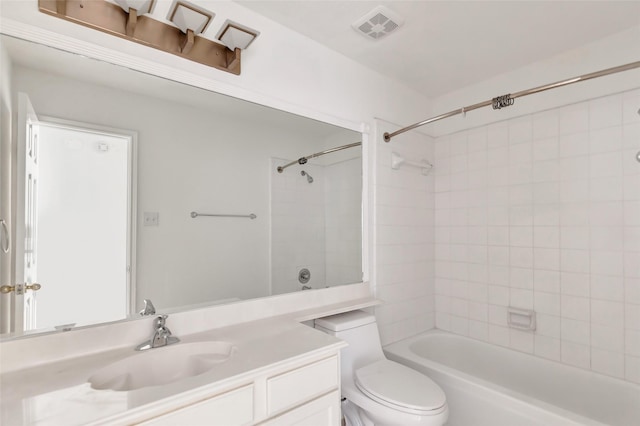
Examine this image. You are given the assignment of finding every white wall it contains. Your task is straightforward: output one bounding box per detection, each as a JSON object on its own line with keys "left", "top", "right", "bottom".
{"left": 433, "top": 88, "right": 640, "bottom": 383}
{"left": 13, "top": 65, "right": 352, "bottom": 313}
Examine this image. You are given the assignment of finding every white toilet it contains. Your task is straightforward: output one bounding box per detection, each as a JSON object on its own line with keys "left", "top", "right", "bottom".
{"left": 315, "top": 310, "right": 448, "bottom": 426}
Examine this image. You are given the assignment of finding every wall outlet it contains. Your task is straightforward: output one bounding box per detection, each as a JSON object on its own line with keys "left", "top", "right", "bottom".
{"left": 143, "top": 212, "right": 159, "bottom": 226}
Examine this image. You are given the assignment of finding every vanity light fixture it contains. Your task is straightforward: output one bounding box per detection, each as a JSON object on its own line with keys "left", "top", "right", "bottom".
{"left": 111, "top": 0, "right": 156, "bottom": 35}
{"left": 167, "top": 0, "right": 214, "bottom": 54}
{"left": 38, "top": 0, "right": 244, "bottom": 75}
{"left": 216, "top": 20, "right": 260, "bottom": 51}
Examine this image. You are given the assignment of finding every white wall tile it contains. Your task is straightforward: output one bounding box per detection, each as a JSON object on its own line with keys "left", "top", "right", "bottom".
{"left": 561, "top": 272, "right": 590, "bottom": 297}
{"left": 488, "top": 324, "right": 510, "bottom": 347}
{"left": 589, "top": 95, "right": 622, "bottom": 130}
{"left": 533, "top": 112, "right": 559, "bottom": 140}
{"left": 537, "top": 314, "right": 561, "bottom": 338}
{"left": 534, "top": 291, "right": 561, "bottom": 315}
{"left": 561, "top": 295, "right": 590, "bottom": 321}
{"left": 509, "top": 329, "right": 534, "bottom": 353}
{"left": 534, "top": 270, "right": 561, "bottom": 293}
{"left": 562, "top": 341, "right": 590, "bottom": 369}
{"left": 561, "top": 227, "right": 590, "bottom": 250}
{"left": 510, "top": 288, "right": 534, "bottom": 310}
{"left": 534, "top": 335, "right": 561, "bottom": 361}
{"left": 625, "top": 355, "right": 640, "bottom": 384}
{"left": 625, "top": 303, "right": 640, "bottom": 330}
{"left": 559, "top": 132, "right": 589, "bottom": 158}
{"left": 622, "top": 123, "right": 640, "bottom": 148}
{"left": 560, "top": 249, "right": 590, "bottom": 273}
{"left": 591, "top": 251, "right": 624, "bottom": 276}
{"left": 561, "top": 318, "right": 590, "bottom": 345}
{"left": 533, "top": 137, "right": 559, "bottom": 161}
{"left": 589, "top": 126, "right": 622, "bottom": 154}
{"left": 625, "top": 330, "right": 640, "bottom": 357}
{"left": 509, "top": 118, "right": 533, "bottom": 145}
{"left": 488, "top": 284, "right": 510, "bottom": 306}
{"left": 591, "top": 324, "right": 624, "bottom": 351}
{"left": 534, "top": 248, "right": 560, "bottom": 271}
{"left": 487, "top": 123, "right": 509, "bottom": 148}
{"left": 559, "top": 104, "right": 589, "bottom": 135}
{"left": 591, "top": 347, "right": 624, "bottom": 378}
{"left": 534, "top": 227, "right": 560, "bottom": 248}
{"left": 591, "top": 275, "right": 624, "bottom": 302}
{"left": 592, "top": 299, "right": 624, "bottom": 328}
{"left": 469, "top": 320, "right": 489, "bottom": 342}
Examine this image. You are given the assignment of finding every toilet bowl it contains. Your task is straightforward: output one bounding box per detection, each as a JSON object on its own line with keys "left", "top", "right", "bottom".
{"left": 315, "top": 310, "right": 448, "bottom": 426}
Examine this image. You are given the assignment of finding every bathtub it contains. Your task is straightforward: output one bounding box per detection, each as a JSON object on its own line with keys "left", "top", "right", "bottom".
{"left": 384, "top": 330, "right": 640, "bottom": 426}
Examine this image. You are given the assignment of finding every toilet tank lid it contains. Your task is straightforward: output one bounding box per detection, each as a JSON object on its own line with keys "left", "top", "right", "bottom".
{"left": 315, "top": 310, "right": 375, "bottom": 331}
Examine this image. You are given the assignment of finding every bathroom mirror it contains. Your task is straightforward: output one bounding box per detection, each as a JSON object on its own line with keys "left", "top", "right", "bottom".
{"left": 0, "top": 34, "right": 363, "bottom": 337}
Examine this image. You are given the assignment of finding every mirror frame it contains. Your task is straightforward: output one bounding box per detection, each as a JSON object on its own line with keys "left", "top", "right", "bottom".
{"left": 0, "top": 22, "right": 372, "bottom": 340}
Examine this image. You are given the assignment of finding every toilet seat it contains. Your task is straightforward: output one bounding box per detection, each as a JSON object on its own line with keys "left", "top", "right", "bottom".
{"left": 355, "top": 360, "right": 447, "bottom": 416}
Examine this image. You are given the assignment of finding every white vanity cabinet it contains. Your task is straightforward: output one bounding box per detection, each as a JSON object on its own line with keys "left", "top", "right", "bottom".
{"left": 133, "top": 353, "right": 341, "bottom": 426}
{"left": 139, "top": 384, "right": 255, "bottom": 425}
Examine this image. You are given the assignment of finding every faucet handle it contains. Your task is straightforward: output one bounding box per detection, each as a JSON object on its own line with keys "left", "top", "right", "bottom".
{"left": 154, "top": 314, "right": 168, "bottom": 329}
{"left": 139, "top": 299, "right": 156, "bottom": 316}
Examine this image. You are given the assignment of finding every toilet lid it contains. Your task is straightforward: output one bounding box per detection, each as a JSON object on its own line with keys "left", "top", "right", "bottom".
{"left": 355, "top": 360, "right": 446, "bottom": 413}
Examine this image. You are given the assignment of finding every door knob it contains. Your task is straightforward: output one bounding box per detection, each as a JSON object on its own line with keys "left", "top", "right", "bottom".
{"left": 0, "top": 283, "right": 41, "bottom": 294}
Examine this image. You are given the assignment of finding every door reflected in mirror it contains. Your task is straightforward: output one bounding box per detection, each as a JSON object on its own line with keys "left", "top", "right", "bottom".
{"left": 0, "top": 35, "right": 363, "bottom": 337}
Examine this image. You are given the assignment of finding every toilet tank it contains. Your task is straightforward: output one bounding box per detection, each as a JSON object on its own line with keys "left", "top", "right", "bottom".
{"left": 315, "top": 310, "right": 385, "bottom": 378}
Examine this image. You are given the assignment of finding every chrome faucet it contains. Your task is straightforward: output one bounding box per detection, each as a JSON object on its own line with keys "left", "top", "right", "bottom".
{"left": 135, "top": 314, "right": 180, "bottom": 351}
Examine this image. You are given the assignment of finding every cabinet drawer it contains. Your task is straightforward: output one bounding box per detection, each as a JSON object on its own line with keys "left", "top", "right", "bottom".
{"left": 266, "top": 356, "right": 339, "bottom": 415}
{"left": 260, "top": 390, "right": 341, "bottom": 426}
{"left": 140, "top": 384, "right": 254, "bottom": 426}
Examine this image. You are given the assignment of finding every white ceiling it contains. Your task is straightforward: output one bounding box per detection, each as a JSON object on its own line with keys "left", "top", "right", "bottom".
{"left": 237, "top": 1, "right": 640, "bottom": 98}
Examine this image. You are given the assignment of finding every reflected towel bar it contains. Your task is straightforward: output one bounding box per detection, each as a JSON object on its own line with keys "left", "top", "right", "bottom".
{"left": 190, "top": 211, "right": 257, "bottom": 219}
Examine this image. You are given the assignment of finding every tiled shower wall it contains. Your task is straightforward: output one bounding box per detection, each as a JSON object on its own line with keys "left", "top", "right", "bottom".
{"left": 433, "top": 89, "right": 640, "bottom": 383}
{"left": 375, "top": 120, "right": 436, "bottom": 346}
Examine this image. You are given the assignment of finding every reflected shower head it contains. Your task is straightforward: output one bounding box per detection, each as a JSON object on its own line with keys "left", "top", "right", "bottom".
{"left": 301, "top": 170, "right": 313, "bottom": 183}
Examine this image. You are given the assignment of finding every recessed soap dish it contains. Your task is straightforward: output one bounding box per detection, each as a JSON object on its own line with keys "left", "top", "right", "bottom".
{"left": 507, "top": 307, "right": 536, "bottom": 331}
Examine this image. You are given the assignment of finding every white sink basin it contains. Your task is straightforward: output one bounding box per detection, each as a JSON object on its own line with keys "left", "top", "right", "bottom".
{"left": 89, "top": 341, "right": 236, "bottom": 391}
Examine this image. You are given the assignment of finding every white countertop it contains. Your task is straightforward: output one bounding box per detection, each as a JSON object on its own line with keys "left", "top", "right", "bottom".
{"left": 0, "top": 317, "right": 346, "bottom": 426}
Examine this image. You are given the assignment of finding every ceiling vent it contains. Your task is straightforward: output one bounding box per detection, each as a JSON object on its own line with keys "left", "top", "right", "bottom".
{"left": 352, "top": 5, "right": 404, "bottom": 40}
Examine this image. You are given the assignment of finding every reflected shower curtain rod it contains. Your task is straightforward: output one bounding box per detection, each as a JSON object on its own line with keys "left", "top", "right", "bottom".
{"left": 384, "top": 61, "right": 640, "bottom": 143}
{"left": 277, "top": 141, "right": 362, "bottom": 173}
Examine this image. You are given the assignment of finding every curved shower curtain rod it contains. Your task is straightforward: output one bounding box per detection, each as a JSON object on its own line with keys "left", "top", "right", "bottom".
{"left": 384, "top": 60, "right": 640, "bottom": 143}
{"left": 277, "top": 141, "right": 362, "bottom": 173}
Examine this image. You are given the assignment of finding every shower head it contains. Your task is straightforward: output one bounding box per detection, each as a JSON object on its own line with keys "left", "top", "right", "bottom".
{"left": 301, "top": 170, "right": 313, "bottom": 183}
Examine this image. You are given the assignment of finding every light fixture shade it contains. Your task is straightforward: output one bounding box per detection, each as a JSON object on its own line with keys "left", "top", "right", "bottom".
{"left": 167, "top": 1, "right": 214, "bottom": 35}
{"left": 216, "top": 20, "right": 259, "bottom": 50}
{"left": 113, "top": 0, "right": 155, "bottom": 14}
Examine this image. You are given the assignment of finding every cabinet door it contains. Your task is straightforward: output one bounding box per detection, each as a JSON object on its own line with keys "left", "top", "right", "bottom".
{"left": 266, "top": 356, "right": 339, "bottom": 416}
{"left": 260, "top": 390, "right": 341, "bottom": 426}
{"left": 140, "top": 384, "right": 254, "bottom": 426}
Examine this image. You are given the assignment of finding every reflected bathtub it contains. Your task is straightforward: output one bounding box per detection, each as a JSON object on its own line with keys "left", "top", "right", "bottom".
{"left": 384, "top": 330, "right": 640, "bottom": 426}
